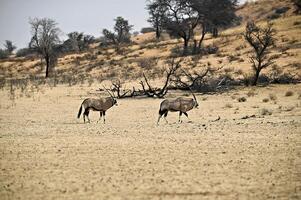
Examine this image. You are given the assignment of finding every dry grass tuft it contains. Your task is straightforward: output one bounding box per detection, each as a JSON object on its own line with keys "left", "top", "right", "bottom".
{"left": 260, "top": 108, "right": 272, "bottom": 116}
{"left": 285, "top": 91, "right": 294, "bottom": 97}
{"left": 238, "top": 97, "right": 247, "bottom": 102}
{"left": 247, "top": 90, "right": 257, "bottom": 97}
{"left": 269, "top": 94, "right": 277, "bottom": 101}
{"left": 284, "top": 106, "right": 295, "bottom": 112}
{"left": 224, "top": 103, "right": 233, "bottom": 108}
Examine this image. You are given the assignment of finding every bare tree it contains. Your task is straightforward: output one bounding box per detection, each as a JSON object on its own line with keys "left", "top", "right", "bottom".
{"left": 29, "top": 18, "right": 61, "bottom": 78}
{"left": 110, "top": 79, "right": 133, "bottom": 98}
{"left": 172, "top": 64, "right": 223, "bottom": 90}
{"left": 244, "top": 21, "right": 276, "bottom": 86}
{"left": 140, "top": 59, "right": 182, "bottom": 98}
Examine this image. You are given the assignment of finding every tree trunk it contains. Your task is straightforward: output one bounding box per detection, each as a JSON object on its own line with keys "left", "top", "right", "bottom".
{"left": 45, "top": 54, "right": 50, "bottom": 78}
{"left": 212, "top": 27, "right": 218, "bottom": 38}
{"left": 183, "top": 38, "right": 189, "bottom": 55}
{"left": 156, "top": 24, "right": 160, "bottom": 40}
{"left": 252, "top": 69, "right": 261, "bottom": 86}
{"left": 198, "top": 25, "right": 206, "bottom": 49}
{"left": 193, "top": 40, "right": 198, "bottom": 54}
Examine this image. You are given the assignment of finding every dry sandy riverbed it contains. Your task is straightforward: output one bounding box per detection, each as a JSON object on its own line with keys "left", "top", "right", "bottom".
{"left": 0, "top": 84, "right": 300, "bottom": 199}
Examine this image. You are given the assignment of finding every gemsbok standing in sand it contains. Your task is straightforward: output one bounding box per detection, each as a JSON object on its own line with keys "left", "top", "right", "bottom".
{"left": 157, "top": 91, "right": 199, "bottom": 125}
{"left": 77, "top": 88, "right": 117, "bottom": 123}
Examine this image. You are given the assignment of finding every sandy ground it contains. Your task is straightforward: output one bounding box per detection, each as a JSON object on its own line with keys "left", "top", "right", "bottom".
{"left": 0, "top": 84, "right": 300, "bottom": 200}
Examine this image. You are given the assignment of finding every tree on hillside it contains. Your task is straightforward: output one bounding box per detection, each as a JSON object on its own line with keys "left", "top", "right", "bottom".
{"left": 148, "top": 0, "right": 199, "bottom": 53}
{"left": 189, "top": 0, "right": 238, "bottom": 48}
{"left": 146, "top": 0, "right": 238, "bottom": 53}
{"left": 244, "top": 21, "right": 276, "bottom": 86}
{"left": 66, "top": 32, "right": 84, "bottom": 52}
{"left": 114, "top": 17, "right": 133, "bottom": 43}
{"left": 0, "top": 49, "right": 9, "bottom": 59}
{"left": 63, "top": 32, "right": 94, "bottom": 53}
{"left": 4, "top": 40, "right": 17, "bottom": 54}
{"left": 102, "top": 16, "right": 133, "bottom": 50}
{"left": 29, "top": 18, "right": 61, "bottom": 78}
{"left": 146, "top": 0, "right": 167, "bottom": 40}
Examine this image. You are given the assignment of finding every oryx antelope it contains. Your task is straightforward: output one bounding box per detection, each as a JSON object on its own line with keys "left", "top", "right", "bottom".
{"left": 77, "top": 88, "right": 117, "bottom": 123}
{"left": 157, "top": 92, "right": 199, "bottom": 124}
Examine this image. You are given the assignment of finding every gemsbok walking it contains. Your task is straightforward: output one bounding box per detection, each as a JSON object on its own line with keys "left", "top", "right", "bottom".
{"left": 77, "top": 88, "right": 117, "bottom": 123}
{"left": 157, "top": 91, "right": 199, "bottom": 125}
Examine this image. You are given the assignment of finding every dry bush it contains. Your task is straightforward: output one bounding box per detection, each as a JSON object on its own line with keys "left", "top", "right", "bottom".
{"left": 227, "top": 55, "right": 240, "bottom": 62}
{"left": 87, "top": 76, "right": 94, "bottom": 86}
{"left": 136, "top": 57, "right": 158, "bottom": 70}
{"left": 285, "top": 91, "right": 294, "bottom": 97}
{"left": 238, "top": 58, "right": 245, "bottom": 63}
{"left": 202, "top": 97, "right": 208, "bottom": 101}
{"left": 291, "top": 62, "right": 301, "bottom": 69}
{"left": 262, "top": 98, "right": 269, "bottom": 103}
{"left": 269, "top": 94, "right": 277, "bottom": 101}
{"left": 238, "top": 97, "right": 247, "bottom": 102}
{"left": 247, "top": 90, "right": 257, "bottom": 97}
{"left": 224, "top": 67, "right": 234, "bottom": 74}
{"left": 235, "top": 44, "right": 246, "bottom": 51}
{"left": 235, "top": 69, "right": 243, "bottom": 76}
{"left": 284, "top": 106, "right": 295, "bottom": 112}
{"left": 260, "top": 108, "right": 272, "bottom": 116}
{"left": 224, "top": 103, "right": 233, "bottom": 108}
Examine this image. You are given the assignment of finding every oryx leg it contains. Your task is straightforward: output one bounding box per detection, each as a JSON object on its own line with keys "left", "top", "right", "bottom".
{"left": 163, "top": 111, "right": 168, "bottom": 124}
{"left": 183, "top": 112, "right": 190, "bottom": 120}
{"left": 179, "top": 112, "right": 183, "bottom": 123}
{"left": 98, "top": 112, "right": 103, "bottom": 123}
{"left": 158, "top": 110, "right": 168, "bottom": 125}
{"left": 103, "top": 111, "right": 106, "bottom": 124}
{"left": 84, "top": 108, "right": 90, "bottom": 123}
{"left": 157, "top": 114, "right": 162, "bottom": 125}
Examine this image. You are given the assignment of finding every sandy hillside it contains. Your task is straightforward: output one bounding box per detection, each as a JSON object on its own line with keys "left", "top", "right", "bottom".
{"left": 1, "top": 15, "right": 300, "bottom": 83}
{"left": 0, "top": 83, "right": 300, "bottom": 199}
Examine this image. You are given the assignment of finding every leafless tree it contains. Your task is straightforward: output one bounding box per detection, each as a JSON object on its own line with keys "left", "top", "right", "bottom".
{"left": 244, "top": 21, "right": 276, "bottom": 86}
{"left": 140, "top": 59, "right": 182, "bottom": 98}
{"left": 29, "top": 18, "right": 61, "bottom": 78}
{"left": 172, "top": 64, "right": 223, "bottom": 90}
{"left": 110, "top": 79, "right": 134, "bottom": 98}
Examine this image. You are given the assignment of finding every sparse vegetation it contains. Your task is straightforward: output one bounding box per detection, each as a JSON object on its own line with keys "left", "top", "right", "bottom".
{"left": 238, "top": 96, "right": 247, "bottom": 102}
{"left": 0, "top": 1, "right": 301, "bottom": 198}
{"left": 224, "top": 103, "right": 233, "bottom": 108}
{"left": 247, "top": 90, "right": 257, "bottom": 97}
{"left": 244, "top": 21, "right": 276, "bottom": 86}
{"left": 269, "top": 93, "right": 277, "bottom": 101}
{"left": 285, "top": 90, "right": 294, "bottom": 96}
{"left": 260, "top": 108, "right": 272, "bottom": 115}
